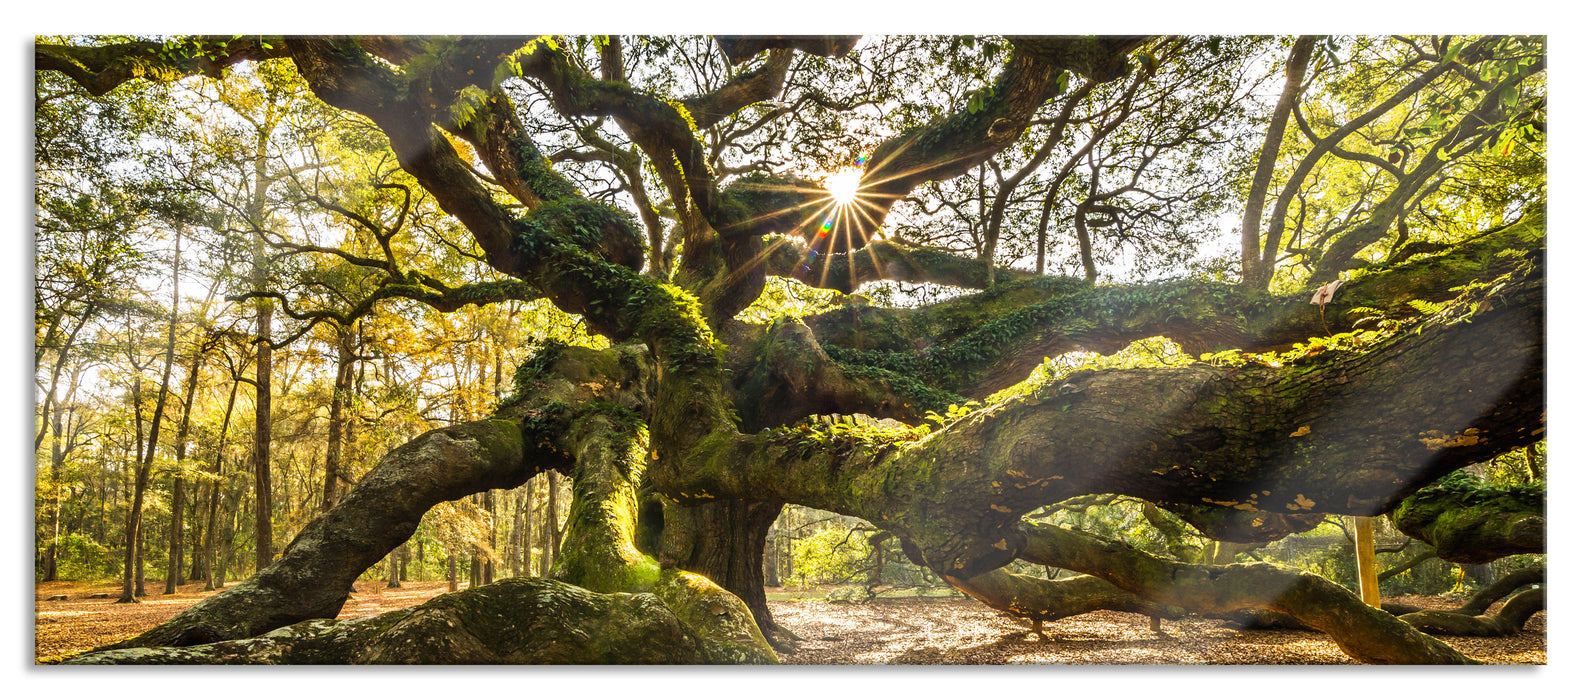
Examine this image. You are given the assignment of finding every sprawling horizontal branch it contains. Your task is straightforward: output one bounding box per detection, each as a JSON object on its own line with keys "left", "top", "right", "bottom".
{"left": 229, "top": 278, "right": 543, "bottom": 330}
{"left": 1388, "top": 474, "right": 1544, "bottom": 564}
{"left": 712, "top": 36, "right": 860, "bottom": 64}
{"left": 764, "top": 237, "right": 1041, "bottom": 293}
{"left": 725, "top": 319, "right": 954, "bottom": 428}
{"left": 680, "top": 49, "right": 795, "bottom": 129}
{"left": 948, "top": 570, "right": 1181, "bottom": 624}
{"left": 99, "top": 419, "right": 533, "bottom": 650}
{"left": 35, "top": 36, "right": 291, "bottom": 96}
{"left": 1386, "top": 565, "right": 1544, "bottom": 620}
{"left": 1011, "top": 521, "right": 1476, "bottom": 663}
{"left": 804, "top": 211, "right": 1543, "bottom": 398}
{"left": 662, "top": 258, "right": 1542, "bottom": 578}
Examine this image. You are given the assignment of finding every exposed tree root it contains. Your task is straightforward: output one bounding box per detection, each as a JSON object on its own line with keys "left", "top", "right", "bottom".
{"left": 1383, "top": 565, "right": 1545, "bottom": 637}
{"left": 1399, "top": 587, "right": 1545, "bottom": 637}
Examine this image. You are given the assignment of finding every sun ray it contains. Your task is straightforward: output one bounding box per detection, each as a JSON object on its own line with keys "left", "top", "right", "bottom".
{"left": 824, "top": 169, "right": 863, "bottom": 206}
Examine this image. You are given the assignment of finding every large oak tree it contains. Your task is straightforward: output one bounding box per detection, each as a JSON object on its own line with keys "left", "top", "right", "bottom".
{"left": 37, "top": 34, "right": 1545, "bottom": 665}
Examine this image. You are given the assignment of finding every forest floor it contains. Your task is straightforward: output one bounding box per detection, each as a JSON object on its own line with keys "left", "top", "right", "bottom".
{"left": 34, "top": 579, "right": 1545, "bottom": 665}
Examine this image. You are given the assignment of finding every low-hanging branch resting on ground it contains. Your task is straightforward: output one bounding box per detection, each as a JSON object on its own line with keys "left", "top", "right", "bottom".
{"left": 1385, "top": 566, "right": 1544, "bottom": 614}
{"left": 97, "top": 418, "right": 534, "bottom": 650}
{"left": 1011, "top": 521, "right": 1476, "bottom": 663}
{"left": 78, "top": 343, "right": 779, "bottom": 663}
{"left": 1397, "top": 587, "right": 1545, "bottom": 637}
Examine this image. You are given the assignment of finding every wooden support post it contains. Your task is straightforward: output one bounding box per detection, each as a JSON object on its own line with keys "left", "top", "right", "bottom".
{"left": 1353, "top": 515, "right": 1380, "bottom": 607}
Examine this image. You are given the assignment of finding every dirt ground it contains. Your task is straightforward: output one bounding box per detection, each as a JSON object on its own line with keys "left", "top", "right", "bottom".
{"left": 34, "top": 579, "right": 1545, "bottom": 665}
{"left": 768, "top": 594, "right": 1545, "bottom": 665}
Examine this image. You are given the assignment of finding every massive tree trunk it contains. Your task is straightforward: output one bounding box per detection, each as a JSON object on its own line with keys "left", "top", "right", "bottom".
{"left": 657, "top": 500, "right": 788, "bottom": 648}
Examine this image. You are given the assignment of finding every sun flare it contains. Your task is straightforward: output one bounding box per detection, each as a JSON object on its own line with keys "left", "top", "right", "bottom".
{"left": 824, "top": 169, "right": 863, "bottom": 206}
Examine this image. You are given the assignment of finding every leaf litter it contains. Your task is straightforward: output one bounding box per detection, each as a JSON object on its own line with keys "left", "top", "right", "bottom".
{"left": 35, "top": 581, "right": 1543, "bottom": 664}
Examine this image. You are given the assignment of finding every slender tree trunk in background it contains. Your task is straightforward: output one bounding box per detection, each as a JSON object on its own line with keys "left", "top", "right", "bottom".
{"left": 252, "top": 303, "right": 273, "bottom": 574}
{"left": 1074, "top": 200, "right": 1099, "bottom": 283}
{"left": 446, "top": 552, "right": 458, "bottom": 592}
{"left": 469, "top": 546, "right": 481, "bottom": 588}
{"left": 510, "top": 490, "right": 525, "bottom": 577}
{"left": 1033, "top": 182, "right": 1057, "bottom": 276}
{"left": 1240, "top": 35, "right": 1318, "bottom": 289}
{"left": 43, "top": 383, "right": 77, "bottom": 581}
{"left": 400, "top": 542, "right": 409, "bottom": 582}
{"left": 214, "top": 481, "right": 240, "bottom": 590}
{"left": 1524, "top": 445, "right": 1543, "bottom": 482}
{"left": 165, "top": 476, "right": 185, "bottom": 594}
{"left": 1354, "top": 515, "right": 1381, "bottom": 607}
{"left": 546, "top": 471, "right": 561, "bottom": 568}
{"left": 240, "top": 117, "right": 279, "bottom": 575}
{"left": 386, "top": 549, "right": 400, "bottom": 588}
{"left": 205, "top": 487, "right": 222, "bottom": 590}
{"left": 42, "top": 369, "right": 86, "bottom": 581}
{"left": 536, "top": 481, "right": 550, "bottom": 577}
{"left": 525, "top": 478, "right": 537, "bottom": 577}
{"left": 781, "top": 507, "right": 796, "bottom": 586}
{"left": 483, "top": 490, "right": 496, "bottom": 585}
{"left": 872, "top": 535, "right": 885, "bottom": 587}
{"left": 202, "top": 377, "right": 239, "bottom": 590}
{"left": 322, "top": 325, "right": 355, "bottom": 511}
{"left": 763, "top": 528, "right": 780, "bottom": 587}
{"left": 188, "top": 493, "right": 204, "bottom": 582}
{"left": 164, "top": 325, "right": 204, "bottom": 593}
{"left": 121, "top": 294, "right": 178, "bottom": 606}
{"left": 134, "top": 530, "right": 147, "bottom": 597}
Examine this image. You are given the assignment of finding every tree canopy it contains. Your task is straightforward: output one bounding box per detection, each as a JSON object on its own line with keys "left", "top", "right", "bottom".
{"left": 31, "top": 31, "right": 1546, "bottom": 666}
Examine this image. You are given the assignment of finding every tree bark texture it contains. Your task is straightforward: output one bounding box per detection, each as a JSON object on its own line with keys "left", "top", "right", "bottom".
{"left": 64, "top": 579, "right": 755, "bottom": 665}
